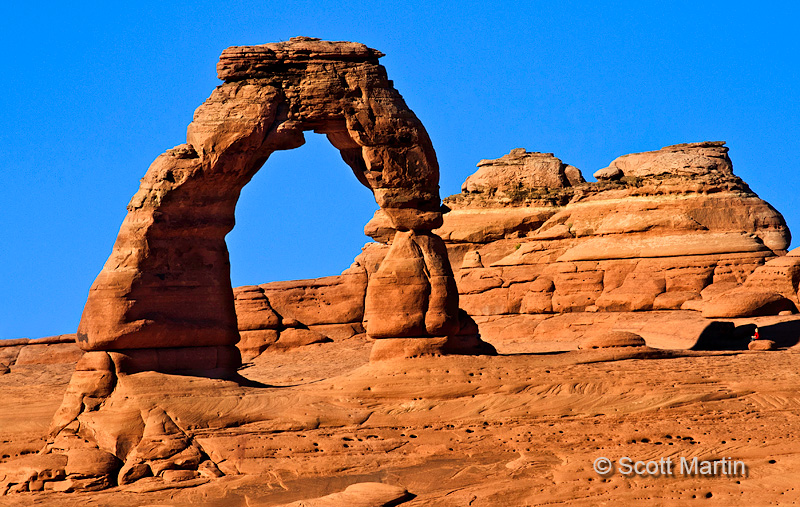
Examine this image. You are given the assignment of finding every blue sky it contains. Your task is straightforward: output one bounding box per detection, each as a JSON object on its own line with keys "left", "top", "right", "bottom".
{"left": 1, "top": 1, "right": 798, "bottom": 339}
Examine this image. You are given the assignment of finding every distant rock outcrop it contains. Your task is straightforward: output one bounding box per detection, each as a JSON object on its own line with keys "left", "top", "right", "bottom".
{"left": 463, "top": 149, "right": 583, "bottom": 195}
{"left": 593, "top": 141, "right": 733, "bottom": 180}
{"left": 234, "top": 141, "right": 795, "bottom": 355}
{"left": 0, "top": 335, "right": 81, "bottom": 370}
{"left": 437, "top": 141, "right": 792, "bottom": 347}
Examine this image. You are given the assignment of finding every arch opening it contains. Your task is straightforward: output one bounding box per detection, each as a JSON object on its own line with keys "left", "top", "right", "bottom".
{"left": 228, "top": 132, "right": 378, "bottom": 286}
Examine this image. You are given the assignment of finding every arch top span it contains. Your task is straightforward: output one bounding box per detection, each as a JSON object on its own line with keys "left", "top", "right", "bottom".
{"left": 77, "top": 37, "right": 494, "bottom": 368}
{"left": 188, "top": 36, "right": 443, "bottom": 221}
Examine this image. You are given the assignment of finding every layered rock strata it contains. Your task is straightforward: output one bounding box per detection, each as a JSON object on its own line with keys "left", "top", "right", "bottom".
{"left": 440, "top": 141, "right": 793, "bottom": 346}
{"left": 0, "top": 335, "right": 81, "bottom": 369}
{"left": 234, "top": 141, "right": 794, "bottom": 355}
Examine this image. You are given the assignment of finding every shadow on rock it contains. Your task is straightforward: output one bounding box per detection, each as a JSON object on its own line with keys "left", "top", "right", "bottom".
{"left": 690, "top": 321, "right": 745, "bottom": 351}
{"left": 758, "top": 320, "right": 800, "bottom": 348}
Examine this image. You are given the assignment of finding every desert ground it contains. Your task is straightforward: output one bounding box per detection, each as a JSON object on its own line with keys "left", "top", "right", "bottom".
{"left": 2, "top": 315, "right": 800, "bottom": 506}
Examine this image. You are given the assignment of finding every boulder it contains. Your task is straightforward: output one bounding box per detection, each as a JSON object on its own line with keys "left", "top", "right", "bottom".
{"left": 603, "top": 141, "right": 733, "bottom": 179}
{"left": 593, "top": 165, "right": 623, "bottom": 180}
{"left": 578, "top": 331, "right": 647, "bottom": 349}
{"left": 463, "top": 148, "right": 579, "bottom": 193}
{"left": 65, "top": 448, "right": 121, "bottom": 478}
{"left": 702, "top": 290, "right": 797, "bottom": 318}
{"left": 748, "top": 339, "right": 777, "bottom": 351}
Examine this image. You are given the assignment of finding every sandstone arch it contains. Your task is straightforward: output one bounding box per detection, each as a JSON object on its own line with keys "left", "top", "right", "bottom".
{"left": 76, "top": 37, "right": 489, "bottom": 371}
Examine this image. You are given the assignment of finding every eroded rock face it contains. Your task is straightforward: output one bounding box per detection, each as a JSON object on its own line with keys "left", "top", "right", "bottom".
{"left": 594, "top": 141, "right": 733, "bottom": 180}
{"left": 463, "top": 149, "right": 580, "bottom": 195}
{"left": 232, "top": 141, "right": 793, "bottom": 356}
{"left": 77, "top": 37, "right": 481, "bottom": 365}
{"left": 432, "top": 141, "right": 791, "bottom": 346}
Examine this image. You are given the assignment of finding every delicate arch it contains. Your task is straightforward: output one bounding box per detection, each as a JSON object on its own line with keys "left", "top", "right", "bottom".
{"left": 76, "top": 37, "right": 479, "bottom": 367}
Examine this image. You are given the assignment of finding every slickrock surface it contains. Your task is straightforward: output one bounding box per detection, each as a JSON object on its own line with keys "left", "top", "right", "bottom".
{"left": 3, "top": 328, "right": 800, "bottom": 505}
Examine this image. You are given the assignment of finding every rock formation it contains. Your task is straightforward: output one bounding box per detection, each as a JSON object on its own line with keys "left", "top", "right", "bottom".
{"left": 234, "top": 141, "right": 794, "bottom": 356}
{"left": 428, "top": 141, "right": 792, "bottom": 347}
{"left": 463, "top": 148, "right": 584, "bottom": 194}
{"left": 76, "top": 36, "right": 490, "bottom": 369}
{"left": 0, "top": 335, "right": 81, "bottom": 369}
{"left": 11, "top": 37, "right": 498, "bottom": 495}
{"left": 6, "top": 38, "right": 799, "bottom": 498}
{"left": 578, "top": 331, "right": 647, "bottom": 350}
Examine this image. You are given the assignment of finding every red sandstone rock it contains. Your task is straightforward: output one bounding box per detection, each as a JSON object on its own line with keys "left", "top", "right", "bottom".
{"left": 16, "top": 38, "right": 800, "bottom": 503}
{"left": 276, "top": 482, "right": 411, "bottom": 507}
{"left": 702, "top": 290, "right": 796, "bottom": 318}
{"left": 107, "top": 346, "right": 241, "bottom": 376}
{"left": 0, "top": 337, "right": 77, "bottom": 372}
{"left": 434, "top": 140, "right": 791, "bottom": 340}
{"left": 274, "top": 328, "right": 331, "bottom": 349}
{"left": 117, "top": 408, "right": 202, "bottom": 485}
{"left": 740, "top": 254, "right": 800, "bottom": 304}
{"left": 77, "top": 37, "right": 469, "bottom": 361}
{"left": 463, "top": 148, "right": 579, "bottom": 194}
{"left": 595, "top": 272, "right": 666, "bottom": 312}
{"left": 596, "top": 141, "right": 733, "bottom": 179}
{"left": 259, "top": 272, "right": 367, "bottom": 326}
{"left": 578, "top": 331, "right": 647, "bottom": 349}
{"left": 15, "top": 342, "right": 83, "bottom": 365}
{"left": 0, "top": 344, "right": 22, "bottom": 368}
{"left": 65, "top": 448, "right": 121, "bottom": 478}
{"left": 434, "top": 207, "right": 556, "bottom": 244}
{"left": 364, "top": 230, "right": 459, "bottom": 339}
{"left": 233, "top": 286, "right": 281, "bottom": 331}
{"left": 363, "top": 209, "right": 396, "bottom": 243}
{"left": 748, "top": 339, "right": 777, "bottom": 351}
{"left": 238, "top": 330, "right": 279, "bottom": 360}
{"left": 0, "top": 454, "right": 67, "bottom": 495}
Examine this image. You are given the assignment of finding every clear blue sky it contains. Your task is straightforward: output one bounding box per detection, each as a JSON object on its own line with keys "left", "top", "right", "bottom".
{"left": 1, "top": 1, "right": 798, "bottom": 339}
